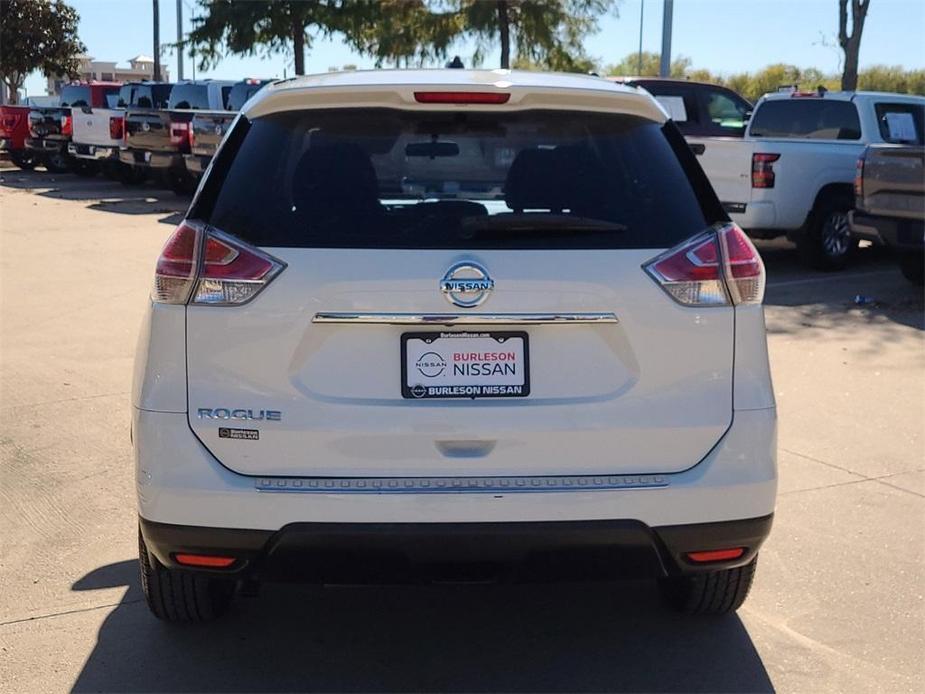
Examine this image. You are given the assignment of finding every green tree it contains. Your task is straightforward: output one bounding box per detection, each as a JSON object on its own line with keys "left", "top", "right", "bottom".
{"left": 188, "top": 0, "right": 354, "bottom": 76}
{"left": 0, "top": 0, "right": 85, "bottom": 104}
{"left": 604, "top": 51, "right": 691, "bottom": 78}
{"left": 458, "top": 0, "right": 616, "bottom": 71}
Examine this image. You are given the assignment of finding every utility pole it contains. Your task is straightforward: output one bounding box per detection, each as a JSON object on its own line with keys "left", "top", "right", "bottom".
{"left": 176, "top": 0, "right": 184, "bottom": 80}
{"left": 637, "top": 0, "right": 645, "bottom": 75}
{"left": 153, "top": 0, "right": 162, "bottom": 81}
{"left": 659, "top": 0, "right": 673, "bottom": 77}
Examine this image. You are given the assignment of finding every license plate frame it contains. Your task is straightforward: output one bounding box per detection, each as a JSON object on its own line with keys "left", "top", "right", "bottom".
{"left": 401, "top": 331, "right": 530, "bottom": 399}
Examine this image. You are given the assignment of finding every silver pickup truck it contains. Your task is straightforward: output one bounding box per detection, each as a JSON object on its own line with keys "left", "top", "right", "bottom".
{"left": 851, "top": 141, "right": 924, "bottom": 285}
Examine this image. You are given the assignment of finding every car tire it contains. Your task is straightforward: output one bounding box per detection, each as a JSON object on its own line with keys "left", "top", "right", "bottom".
{"left": 42, "top": 150, "right": 72, "bottom": 174}
{"left": 71, "top": 159, "right": 100, "bottom": 178}
{"left": 658, "top": 557, "right": 757, "bottom": 615}
{"left": 138, "top": 529, "right": 235, "bottom": 623}
{"left": 797, "top": 195, "right": 857, "bottom": 271}
{"left": 898, "top": 252, "right": 924, "bottom": 286}
{"left": 9, "top": 150, "right": 37, "bottom": 170}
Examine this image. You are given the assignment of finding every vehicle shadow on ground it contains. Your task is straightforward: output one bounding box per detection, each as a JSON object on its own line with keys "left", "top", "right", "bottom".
{"left": 758, "top": 240, "right": 924, "bottom": 332}
{"left": 70, "top": 560, "right": 772, "bottom": 693}
{"left": 0, "top": 167, "right": 189, "bottom": 222}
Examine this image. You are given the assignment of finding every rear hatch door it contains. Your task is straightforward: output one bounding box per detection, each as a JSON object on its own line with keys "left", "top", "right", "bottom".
{"left": 185, "top": 104, "right": 734, "bottom": 479}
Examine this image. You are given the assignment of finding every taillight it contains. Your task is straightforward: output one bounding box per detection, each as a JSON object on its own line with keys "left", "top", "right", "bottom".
{"left": 169, "top": 121, "right": 192, "bottom": 151}
{"left": 109, "top": 115, "right": 124, "bottom": 140}
{"left": 643, "top": 223, "right": 765, "bottom": 306}
{"left": 60, "top": 114, "right": 73, "bottom": 136}
{"left": 854, "top": 153, "right": 865, "bottom": 201}
{"left": 152, "top": 221, "right": 284, "bottom": 305}
{"left": 751, "top": 152, "right": 780, "bottom": 188}
{"left": 414, "top": 91, "right": 510, "bottom": 104}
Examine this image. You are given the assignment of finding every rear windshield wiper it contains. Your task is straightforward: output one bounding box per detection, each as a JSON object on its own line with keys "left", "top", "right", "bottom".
{"left": 462, "top": 214, "right": 628, "bottom": 235}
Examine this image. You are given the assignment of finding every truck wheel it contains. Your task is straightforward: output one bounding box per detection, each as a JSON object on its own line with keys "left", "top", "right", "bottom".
{"left": 42, "top": 150, "right": 71, "bottom": 174}
{"left": 71, "top": 159, "right": 100, "bottom": 178}
{"left": 138, "top": 529, "right": 234, "bottom": 623}
{"left": 797, "top": 196, "right": 857, "bottom": 271}
{"left": 898, "top": 252, "right": 924, "bottom": 286}
{"left": 658, "top": 557, "right": 757, "bottom": 615}
{"left": 9, "top": 150, "right": 37, "bottom": 170}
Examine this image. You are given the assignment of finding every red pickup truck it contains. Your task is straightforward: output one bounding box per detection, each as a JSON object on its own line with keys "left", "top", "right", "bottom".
{"left": 0, "top": 105, "right": 37, "bottom": 169}
{"left": 26, "top": 82, "right": 120, "bottom": 173}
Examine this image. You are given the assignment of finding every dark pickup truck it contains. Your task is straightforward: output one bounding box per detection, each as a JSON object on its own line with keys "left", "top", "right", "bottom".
{"left": 851, "top": 142, "right": 925, "bottom": 285}
{"left": 26, "top": 82, "right": 121, "bottom": 173}
{"left": 121, "top": 80, "right": 233, "bottom": 193}
{"left": 184, "top": 79, "right": 270, "bottom": 178}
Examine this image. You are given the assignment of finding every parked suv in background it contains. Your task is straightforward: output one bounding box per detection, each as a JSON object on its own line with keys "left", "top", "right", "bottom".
{"left": 134, "top": 70, "right": 777, "bottom": 622}
{"left": 122, "top": 80, "right": 233, "bottom": 193}
{"left": 26, "top": 82, "right": 121, "bottom": 174}
{"left": 701, "top": 90, "right": 925, "bottom": 269}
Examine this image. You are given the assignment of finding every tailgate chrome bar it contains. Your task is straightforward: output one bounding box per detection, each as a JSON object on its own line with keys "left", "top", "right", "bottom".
{"left": 312, "top": 312, "right": 619, "bottom": 325}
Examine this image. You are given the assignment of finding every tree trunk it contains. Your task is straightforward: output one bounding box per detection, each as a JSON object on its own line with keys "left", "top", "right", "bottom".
{"left": 497, "top": 0, "right": 511, "bottom": 69}
{"left": 292, "top": 18, "right": 305, "bottom": 75}
{"left": 3, "top": 76, "right": 23, "bottom": 104}
{"left": 838, "top": 0, "right": 870, "bottom": 91}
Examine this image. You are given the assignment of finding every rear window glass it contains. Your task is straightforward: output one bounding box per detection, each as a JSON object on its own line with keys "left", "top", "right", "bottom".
{"left": 749, "top": 99, "right": 861, "bottom": 140}
{"left": 874, "top": 102, "right": 924, "bottom": 144}
{"left": 200, "top": 108, "right": 710, "bottom": 250}
{"left": 225, "top": 82, "right": 267, "bottom": 111}
{"left": 60, "top": 86, "right": 91, "bottom": 107}
{"left": 168, "top": 84, "right": 209, "bottom": 110}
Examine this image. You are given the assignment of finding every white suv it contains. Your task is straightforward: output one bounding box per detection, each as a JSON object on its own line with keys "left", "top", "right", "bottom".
{"left": 133, "top": 69, "right": 777, "bottom": 622}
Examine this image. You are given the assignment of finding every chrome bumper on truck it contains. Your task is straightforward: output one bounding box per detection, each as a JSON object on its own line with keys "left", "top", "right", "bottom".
{"left": 68, "top": 142, "right": 119, "bottom": 160}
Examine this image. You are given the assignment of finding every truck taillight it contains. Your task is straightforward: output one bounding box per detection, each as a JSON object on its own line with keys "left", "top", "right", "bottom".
{"left": 643, "top": 223, "right": 765, "bottom": 306}
{"left": 751, "top": 153, "right": 780, "bottom": 188}
{"left": 152, "top": 221, "right": 285, "bottom": 306}
{"left": 854, "top": 153, "right": 865, "bottom": 201}
{"left": 169, "top": 121, "right": 193, "bottom": 151}
{"left": 60, "top": 114, "right": 73, "bottom": 136}
{"left": 109, "top": 116, "right": 124, "bottom": 140}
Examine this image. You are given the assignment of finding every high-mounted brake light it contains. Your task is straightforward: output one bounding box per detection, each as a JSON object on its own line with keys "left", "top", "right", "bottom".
{"left": 152, "top": 221, "right": 285, "bottom": 306}
{"left": 414, "top": 91, "right": 510, "bottom": 104}
{"left": 751, "top": 152, "right": 780, "bottom": 189}
{"left": 109, "top": 115, "right": 124, "bottom": 141}
{"left": 643, "top": 223, "right": 765, "bottom": 307}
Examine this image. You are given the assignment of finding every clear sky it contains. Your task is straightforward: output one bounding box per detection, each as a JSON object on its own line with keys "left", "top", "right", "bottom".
{"left": 22, "top": 0, "right": 925, "bottom": 97}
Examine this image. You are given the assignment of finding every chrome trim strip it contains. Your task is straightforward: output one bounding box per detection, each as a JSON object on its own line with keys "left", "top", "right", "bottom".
{"left": 256, "top": 473, "right": 667, "bottom": 494}
{"left": 312, "top": 312, "right": 619, "bottom": 325}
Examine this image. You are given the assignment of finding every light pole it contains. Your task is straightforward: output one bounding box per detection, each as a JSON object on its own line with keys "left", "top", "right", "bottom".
{"left": 659, "top": 0, "right": 673, "bottom": 77}
{"left": 153, "top": 0, "right": 162, "bottom": 81}
{"left": 176, "top": 0, "right": 184, "bottom": 80}
{"left": 637, "top": 0, "right": 645, "bottom": 75}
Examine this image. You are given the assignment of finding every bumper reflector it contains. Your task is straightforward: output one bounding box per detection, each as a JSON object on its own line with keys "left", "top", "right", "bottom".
{"left": 686, "top": 547, "right": 745, "bottom": 563}
{"left": 174, "top": 553, "right": 236, "bottom": 568}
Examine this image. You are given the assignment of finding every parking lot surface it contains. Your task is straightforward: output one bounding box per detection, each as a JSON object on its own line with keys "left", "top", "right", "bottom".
{"left": 1, "top": 167, "right": 922, "bottom": 693}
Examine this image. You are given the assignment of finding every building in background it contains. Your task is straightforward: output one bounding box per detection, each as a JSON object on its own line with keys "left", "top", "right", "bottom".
{"left": 46, "top": 54, "right": 170, "bottom": 95}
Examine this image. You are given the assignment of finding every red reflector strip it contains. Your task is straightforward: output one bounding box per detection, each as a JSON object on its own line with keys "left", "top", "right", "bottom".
{"left": 414, "top": 91, "right": 510, "bottom": 104}
{"left": 686, "top": 548, "right": 745, "bottom": 563}
{"left": 174, "top": 553, "right": 236, "bottom": 568}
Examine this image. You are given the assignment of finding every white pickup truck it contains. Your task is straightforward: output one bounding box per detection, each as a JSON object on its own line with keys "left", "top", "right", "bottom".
{"left": 696, "top": 90, "right": 925, "bottom": 269}
{"left": 69, "top": 82, "right": 174, "bottom": 183}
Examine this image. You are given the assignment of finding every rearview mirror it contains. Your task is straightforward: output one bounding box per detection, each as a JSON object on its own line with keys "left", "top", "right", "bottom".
{"left": 405, "top": 141, "right": 460, "bottom": 158}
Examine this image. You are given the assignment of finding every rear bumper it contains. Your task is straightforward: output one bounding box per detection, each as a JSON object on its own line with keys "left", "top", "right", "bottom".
{"left": 850, "top": 211, "right": 923, "bottom": 251}
{"left": 68, "top": 142, "right": 119, "bottom": 160}
{"left": 183, "top": 153, "right": 211, "bottom": 175}
{"left": 25, "top": 137, "right": 66, "bottom": 153}
{"left": 119, "top": 149, "right": 184, "bottom": 170}
{"left": 139, "top": 513, "right": 773, "bottom": 582}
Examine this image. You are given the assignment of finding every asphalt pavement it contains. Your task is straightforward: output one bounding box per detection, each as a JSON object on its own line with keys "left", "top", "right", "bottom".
{"left": 0, "top": 167, "right": 922, "bottom": 693}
